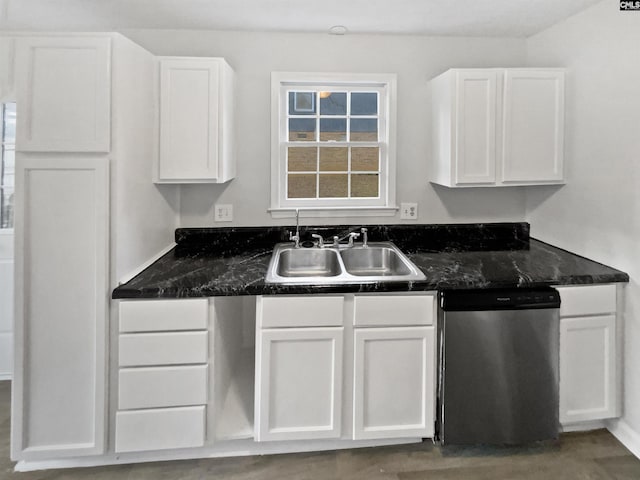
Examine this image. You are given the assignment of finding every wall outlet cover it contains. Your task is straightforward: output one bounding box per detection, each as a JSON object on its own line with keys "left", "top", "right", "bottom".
{"left": 400, "top": 202, "right": 418, "bottom": 220}
{"left": 214, "top": 204, "right": 233, "bottom": 222}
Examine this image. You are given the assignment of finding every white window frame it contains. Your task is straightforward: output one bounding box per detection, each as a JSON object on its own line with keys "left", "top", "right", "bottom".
{"left": 270, "top": 72, "right": 398, "bottom": 218}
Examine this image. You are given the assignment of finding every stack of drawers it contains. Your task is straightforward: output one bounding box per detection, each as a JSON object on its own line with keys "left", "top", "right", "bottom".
{"left": 115, "top": 299, "right": 209, "bottom": 453}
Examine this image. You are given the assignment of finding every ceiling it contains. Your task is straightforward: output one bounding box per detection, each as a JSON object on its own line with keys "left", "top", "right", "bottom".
{"left": 0, "top": 0, "right": 601, "bottom": 37}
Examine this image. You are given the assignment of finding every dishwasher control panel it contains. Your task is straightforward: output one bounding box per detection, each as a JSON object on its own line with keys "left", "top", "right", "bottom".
{"left": 440, "top": 287, "right": 560, "bottom": 311}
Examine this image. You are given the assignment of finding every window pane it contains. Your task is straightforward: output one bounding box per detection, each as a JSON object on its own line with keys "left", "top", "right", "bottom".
{"left": 319, "top": 174, "right": 348, "bottom": 198}
{"left": 288, "top": 147, "right": 317, "bottom": 171}
{"left": 289, "top": 92, "right": 316, "bottom": 115}
{"left": 350, "top": 119, "right": 378, "bottom": 142}
{"left": 319, "top": 147, "right": 348, "bottom": 171}
{"left": 320, "top": 92, "right": 346, "bottom": 116}
{"left": 289, "top": 118, "right": 316, "bottom": 141}
{"left": 288, "top": 174, "right": 317, "bottom": 198}
{"left": 352, "top": 147, "right": 379, "bottom": 171}
{"left": 351, "top": 174, "right": 379, "bottom": 198}
{"left": 3, "top": 103, "right": 16, "bottom": 142}
{"left": 0, "top": 186, "right": 13, "bottom": 229}
{"left": 320, "top": 118, "right": 346, "bottom": 142}
{"left": 351, "top": 93, "right": 377, "bottom": 116}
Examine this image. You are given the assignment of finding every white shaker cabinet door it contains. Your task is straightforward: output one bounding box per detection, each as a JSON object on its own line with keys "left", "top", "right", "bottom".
{"left": 501, "top": 69, "right": 564, "bottom": 184}
{"left": 255, "top": 327, "right": 343, "bottom": 442}
{"left": 15, "top": 36, "right": 111, "bottom": 152}
{"left": 157, "top": 57, "right": 235, "bottom": 183}
{"left": 560, "top": 315, "right": 616, "bottom": 424}
{"left": 12, "top": 156, "right": 109, "bottom": 461}
{"left": 353, "top": 327, "right": 435, "bottom": 440}
{"left": 454, "top": 69, "right": 498, "bottom": 186}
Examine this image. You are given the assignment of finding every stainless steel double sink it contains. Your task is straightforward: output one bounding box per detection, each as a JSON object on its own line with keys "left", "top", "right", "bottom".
{"left": 265, "top": 241, "right": 426, "bottom": 284}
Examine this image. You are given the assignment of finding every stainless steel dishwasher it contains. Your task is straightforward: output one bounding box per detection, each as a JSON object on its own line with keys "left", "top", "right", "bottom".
{"left": 437, "top": 288, "right": 561, "bottom": 445}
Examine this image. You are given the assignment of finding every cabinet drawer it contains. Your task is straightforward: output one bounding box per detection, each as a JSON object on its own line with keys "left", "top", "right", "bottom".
{"left": 354, "top": 294, "right": 434, "bottom": 327}
{"left": 558, "top": 285, "right": 616, "bottom": 317}
{"left": 119, "top": 331, "right": 208, "bottom": 367}
{"left": 119, "top": 299, "right": 208, "bottom": 332}
{"left": 258, "top": 295, "right": 344, "bottom": 328}
{"left": 115, "top": 406, "right": 206, "bottom": 453}
{"left": 119, "top": 365, "right": 208, "bottom": 410}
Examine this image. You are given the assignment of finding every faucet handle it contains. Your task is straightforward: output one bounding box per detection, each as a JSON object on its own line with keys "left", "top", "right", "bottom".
{"left": 311, "top": 233, "right": 324, "bottom": 248}
{"left": 347, "top": 232, "right": 360, "bottom": 247}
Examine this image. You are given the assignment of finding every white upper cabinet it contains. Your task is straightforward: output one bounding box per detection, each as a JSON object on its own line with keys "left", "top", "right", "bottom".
{"left": 156, "top": 57, "right": 235, "bottom": 183}
{"left": 501, "top": 70, "right": 565, "bottom": 183}
{"left": 15, "top": 36, "right": 111, "bottom": 152}
{"left": 430, "top": 68, "right": 565, "bottom": 187}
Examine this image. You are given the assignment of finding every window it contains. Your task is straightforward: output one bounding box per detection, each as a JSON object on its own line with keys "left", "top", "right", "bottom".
{"left": 271, "top": 73, "right": 397, "bottom": 217}
{"left": 1, "top": 102, "right": 15, "bottom": 229}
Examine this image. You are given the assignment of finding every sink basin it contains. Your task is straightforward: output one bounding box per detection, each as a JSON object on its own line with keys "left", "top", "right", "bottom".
{"left": 265, "top": 241, "right": 426, "bottom": 284}
{"left": 341, "top": 247, "right": 412, "bottom": 276}
{"left": 276, "top": 248, "right": 341, "bottom": 277}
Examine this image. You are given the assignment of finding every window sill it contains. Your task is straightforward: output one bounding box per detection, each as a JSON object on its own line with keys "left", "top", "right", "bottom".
{"left": 268, "top": 206, "right": 399, "bottom": 219}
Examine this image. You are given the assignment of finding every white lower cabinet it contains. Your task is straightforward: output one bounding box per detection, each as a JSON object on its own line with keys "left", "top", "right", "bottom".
{"left": 560, "top": 314, "right": 617, "bottom": 424}
{"left": 254, "top": 292, "right": 437, "bottom": 443}
{"left": 353, "top": 326, "right": 435, "bottom": 440}
{"left": 116, "top": 299, "right": 209, "bottom": 453}
{"left": 255, "top": 327, "right": 344, "bottom": 441}
{"left": 557, "top": 285, "right": 619, "bottom": 426}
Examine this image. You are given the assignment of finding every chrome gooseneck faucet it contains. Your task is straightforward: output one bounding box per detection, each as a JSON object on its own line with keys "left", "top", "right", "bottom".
{"left": 289, "top": 208, "right": 300, "bottom": 248}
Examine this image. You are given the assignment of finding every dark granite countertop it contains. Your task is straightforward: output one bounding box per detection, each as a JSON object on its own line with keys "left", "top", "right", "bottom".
{"left": 112, "top": 223, "right": 629, "bottom": 299}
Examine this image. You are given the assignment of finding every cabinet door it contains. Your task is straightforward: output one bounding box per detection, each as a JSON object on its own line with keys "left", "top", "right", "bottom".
{"left": 501, "top": 69, "right": 564, "bottom": 183}
{"left": 15, "top": 36, "right": 111, "bottom": 152}
{"left": 353, "top": 327, "right": 435, "bottom": 440}
{"left": 560, "top": 315, "right": 616, "bottom": 424}
{"left": 158, "top": 58, "right": 220, "bottom": 182}
{"left": 255, "top": 327, "right": 343, "bottom": 441}
{"left": 12, "top": 157, "right": 109, "bottom": 460}
{"left": 454, "top": 70, "right": 497, "bottom": 185}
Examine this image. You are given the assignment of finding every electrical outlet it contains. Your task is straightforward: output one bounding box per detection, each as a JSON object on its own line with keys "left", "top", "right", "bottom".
{"left": 400, "top": 202, "right": 418, "bottom": 220}
{"left": 214, "top": 204, "right": 233, "bottom": 222}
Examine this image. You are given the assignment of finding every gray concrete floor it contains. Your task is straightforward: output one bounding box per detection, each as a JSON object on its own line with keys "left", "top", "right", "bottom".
{"left": 2, "top": 380, "right": 640, "bottom": 479}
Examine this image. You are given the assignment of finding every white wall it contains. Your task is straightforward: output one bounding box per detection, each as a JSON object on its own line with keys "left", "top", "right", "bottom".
{"left": 526, "top": 0, "right": 640, "bottom": 454}
{"left": 111, "top": 34, "right": 179, "bottom": 283}
{"left": 124, "top": 29, "right": 529, "bottom": 227}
